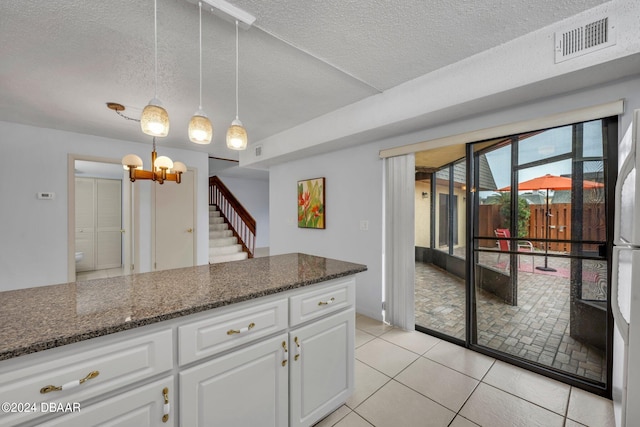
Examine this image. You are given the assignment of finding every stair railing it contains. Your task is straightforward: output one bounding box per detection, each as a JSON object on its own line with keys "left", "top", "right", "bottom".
{"left": 209, "top": 176, "right": 256, "bottom": 258}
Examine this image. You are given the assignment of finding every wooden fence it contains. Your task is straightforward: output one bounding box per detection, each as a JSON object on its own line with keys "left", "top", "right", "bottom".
{"left": 479, "top": 203, "right": 605, "bottom": 252}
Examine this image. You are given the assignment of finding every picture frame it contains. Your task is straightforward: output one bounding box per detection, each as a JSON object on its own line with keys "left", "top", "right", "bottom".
{"left": 297, "top": 177, "right": 325, "bottom": 229}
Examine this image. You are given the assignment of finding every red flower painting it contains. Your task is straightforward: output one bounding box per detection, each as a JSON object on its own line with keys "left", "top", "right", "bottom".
{"left": 297, "top": 178, "right": 325, "bottom": 229}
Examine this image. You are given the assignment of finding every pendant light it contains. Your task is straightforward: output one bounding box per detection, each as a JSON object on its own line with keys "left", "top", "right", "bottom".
{"left": 140, "top": 0, "right": 170, "bottom": 137}
{"left": 226, "top": 20, "right": 248, "bottom": 150}
{"left": 188, "top": 1, "right": 213, "bottom": 144}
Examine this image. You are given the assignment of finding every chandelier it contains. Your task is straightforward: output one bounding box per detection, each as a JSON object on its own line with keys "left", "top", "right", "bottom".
{"left": 122, "top": 138, "right": 186, "bottom": 184}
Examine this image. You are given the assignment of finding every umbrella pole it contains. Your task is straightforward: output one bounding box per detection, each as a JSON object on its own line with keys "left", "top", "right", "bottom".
{"left": 536, "top": 189, "right": 556, "bottom": 272}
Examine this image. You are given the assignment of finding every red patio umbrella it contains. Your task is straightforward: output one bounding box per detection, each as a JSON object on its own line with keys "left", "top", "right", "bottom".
{"left": 499, "top": 174, "right": 604, "bottom": 271}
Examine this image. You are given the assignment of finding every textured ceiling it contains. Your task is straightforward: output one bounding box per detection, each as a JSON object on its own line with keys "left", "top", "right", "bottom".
{"left": 0, "top": 0, "right": 609, "bottom": 162}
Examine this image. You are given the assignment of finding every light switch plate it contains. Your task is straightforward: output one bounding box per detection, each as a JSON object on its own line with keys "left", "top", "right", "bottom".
{"left": 37, "top": 192, "right": 55, "bottom": 200}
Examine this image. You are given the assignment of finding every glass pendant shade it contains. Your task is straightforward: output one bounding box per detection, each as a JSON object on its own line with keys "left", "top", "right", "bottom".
{"left": 141, "top": 98, "right": 170, "bottom": 137}
{"left": 226, "top": 118, "right": 248, "bottom": 150}
{"left": 154, "top": 155, "right": 173, "bottom": 171}
{"left": 188, "top": 111, "right": 213, "bottom": 144}
{"left": 172, "top": 161, "right": 187, "bottom": 174}
{"left": 122, "top": 154, "right": 143, "bottom": 169}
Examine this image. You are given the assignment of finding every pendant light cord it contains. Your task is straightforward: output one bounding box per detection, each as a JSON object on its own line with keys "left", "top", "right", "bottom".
{"left": 153, "top": 0, "right": 158, "bottom": 99}
{"left": 198, "top": 1, "right": 203, "bottom": 110}
{"left": 235, "top": 19, "right": 239, "bottom": 120}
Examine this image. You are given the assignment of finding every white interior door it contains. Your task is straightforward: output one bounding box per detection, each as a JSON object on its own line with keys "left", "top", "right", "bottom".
{"left": 154, "top": 170, "right": 195, "bottom": 270}
{"left": 75, "top": 177, "right": 95, "bottom": 272}
{"left": 96, "top": 179, "right": 122, "bottom": 270}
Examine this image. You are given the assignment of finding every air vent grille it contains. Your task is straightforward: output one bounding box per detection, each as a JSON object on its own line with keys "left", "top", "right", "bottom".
{"left": 555, "top": 17, "right": 615, "bottom": 63}
{"left": 255, "top": 145, "right": 262, "bottom": 157}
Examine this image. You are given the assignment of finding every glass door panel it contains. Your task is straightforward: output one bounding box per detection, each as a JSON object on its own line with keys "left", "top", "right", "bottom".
{"left": 471, "top": 120, "right": 612, "bottom": 387}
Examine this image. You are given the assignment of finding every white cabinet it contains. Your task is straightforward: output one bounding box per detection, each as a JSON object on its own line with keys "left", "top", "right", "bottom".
{"left": 179, "top": 277, "right": 356, "bottom": 427}
{"left": 178, "top": 298, "right": 288, "bottom": 366}
{"left": 38, "top": 377, "right": 175, "bottom": 427}
{"left": 289, "top": 309, "right": 355, "bottom": 427}
{"left": 0, "top": 329, "right": 173, "bottom": 427}
{"left": 180, "top": 334, "right": 289, "bottom": 427}
{"left": 1, "top": 276, "right": 357, "bottom": 427}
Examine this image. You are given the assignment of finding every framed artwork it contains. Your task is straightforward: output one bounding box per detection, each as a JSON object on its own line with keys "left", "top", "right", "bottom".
{"left": 297, "top": 177, "right": 325, "bottom": 229}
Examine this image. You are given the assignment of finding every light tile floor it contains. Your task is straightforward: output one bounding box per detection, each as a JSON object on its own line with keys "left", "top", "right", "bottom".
{"left": 76, "top": 267, "right": 124, "bottom": 281}
{"left": 315, "top": 314, "right": 615, "bottom": 427}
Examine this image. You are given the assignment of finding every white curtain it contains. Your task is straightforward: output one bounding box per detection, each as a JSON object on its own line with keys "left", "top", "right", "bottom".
{"left": 384, "top": 154, "right": 415, "bottom": 330}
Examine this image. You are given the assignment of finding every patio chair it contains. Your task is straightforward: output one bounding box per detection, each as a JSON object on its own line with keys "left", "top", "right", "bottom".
{"left": 495, "top": 228, "right": 535, "bottom": 272}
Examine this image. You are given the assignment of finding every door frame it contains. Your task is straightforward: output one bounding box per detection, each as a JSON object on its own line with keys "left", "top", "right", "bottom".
{"left": 150, "top": 167, "right": 198, "bottom": 270}
{"left": 67, "top": 154, "right": 138, "bottom": 281}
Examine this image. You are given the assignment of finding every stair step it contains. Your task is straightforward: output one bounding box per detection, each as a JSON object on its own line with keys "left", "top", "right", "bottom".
{"left": 209, "top": 244, "right": 243, "bottom": 256}
{"left": 209, "top": 223, "right": 229, "bottom": 231}
{"left": 209, "top": 230, "right": 233, "bottom": 239}
{"left": 210, "top": 251, "right": 248, "bottom": 264}
{"left": 209, "top": 236, "right": 237, "bottom": 247}
{"left": 210, "top": 217, "right": 225, "bottom": 224}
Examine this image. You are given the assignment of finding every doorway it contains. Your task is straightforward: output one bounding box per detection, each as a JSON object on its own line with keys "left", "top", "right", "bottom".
{"left": 414, "top": 116, "right": 617, "bottom": 396}
{"left": 68, "top": 155, "right": 135, "bottom": 282}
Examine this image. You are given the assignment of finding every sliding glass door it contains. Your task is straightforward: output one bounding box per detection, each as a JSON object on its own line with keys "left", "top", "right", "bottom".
{"left": 471, "top": 118, "right": 615, "bottom": 390}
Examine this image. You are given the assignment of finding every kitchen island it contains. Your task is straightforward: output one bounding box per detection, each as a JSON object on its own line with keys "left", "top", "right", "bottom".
{"left": 0, "top": 253, "right": 367, "bottom": 426}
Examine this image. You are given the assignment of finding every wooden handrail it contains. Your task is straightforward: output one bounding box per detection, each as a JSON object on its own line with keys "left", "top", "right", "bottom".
{"left": 209, "top": 176, "right": 256, "bottom": 258}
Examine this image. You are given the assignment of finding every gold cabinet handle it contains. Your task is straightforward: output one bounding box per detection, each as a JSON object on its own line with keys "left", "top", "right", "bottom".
{"left": 294, "top": 336, "right": 302, "bottom": 361}
{"left": 281, "top": 340, "right": 288, "bottom": 367}
{"left": 162, "top": 387, "right": 170, "bottom": 423}
{"left": 318, "top": 297, "right": 335, "bottom": 306}
{"left": 227, "top": 322, "right": 255, "bottom": 335}
{"left": 40, "top": 370, "right": 99, "bottom": 394}
{"left": 187, "top": 228, "right": 193, "bottom": 233}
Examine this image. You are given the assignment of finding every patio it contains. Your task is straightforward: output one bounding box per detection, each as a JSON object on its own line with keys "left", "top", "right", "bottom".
{"left": 415, "top": 255, "right": 607, "bottom": 384}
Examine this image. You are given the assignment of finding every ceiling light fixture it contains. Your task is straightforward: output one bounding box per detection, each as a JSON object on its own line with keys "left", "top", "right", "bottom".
{"left": 226, "top": 20, "right": 248, "bottom": 151}
{"left": 140, "top": 0, "right": 170, "bottom": 137}
{"left": 106, "top": 102, "right": 140, "bottom": 122}
{"left": 122, "top": 137, "right": 186, "bottom": 185}
{"left": 188, "top": 1, "right": 213, "bottom": 144}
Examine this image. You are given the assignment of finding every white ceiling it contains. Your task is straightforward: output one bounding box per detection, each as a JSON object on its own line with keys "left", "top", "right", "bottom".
{"left": 0, "top": 0, "right": 610, "bottom": 163}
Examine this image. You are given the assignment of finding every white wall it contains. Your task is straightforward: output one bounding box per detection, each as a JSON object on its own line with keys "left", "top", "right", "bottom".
{"left": 0, "top": 121, "right": 210, "bottom": 291}
{"left": 270, "top": 141, "right": 386, "bottom": 320}
{"left": 269, "top": 75, "right": 640, "bottom": 320}
{"left": 215, "top": 175, "right": 270, "bottom": 249}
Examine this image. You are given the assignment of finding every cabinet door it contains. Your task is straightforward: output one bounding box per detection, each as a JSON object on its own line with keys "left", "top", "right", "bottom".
{"left": 289, "top": 308, "right": 355, "bottom": 427}
{"left": 180, "top": 334, "right": 288, "bottom": 427}
{"left": 38, "top": 376, "right": 174, "bottom": 427}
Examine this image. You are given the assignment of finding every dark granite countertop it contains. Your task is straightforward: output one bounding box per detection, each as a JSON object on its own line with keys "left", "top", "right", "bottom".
{"left": 0, "top": 253, "right": 366, "bottom": 361}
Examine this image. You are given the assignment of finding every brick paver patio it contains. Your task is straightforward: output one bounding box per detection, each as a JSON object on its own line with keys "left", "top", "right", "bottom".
{"left": 415, "top": 255, "right": 606, "bottom": 383}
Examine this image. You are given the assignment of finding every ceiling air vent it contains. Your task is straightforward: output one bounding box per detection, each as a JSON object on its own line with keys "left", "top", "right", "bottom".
{"left": 255, "top": 145, "right": 262, "bottom": 157}
{"left": 555, "top": 17, "right": 615, "bottom": 63}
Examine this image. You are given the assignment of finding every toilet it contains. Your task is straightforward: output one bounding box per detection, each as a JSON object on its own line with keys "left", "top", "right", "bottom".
{"left": 75, "top": 252, "right": 84, "bottom": 263}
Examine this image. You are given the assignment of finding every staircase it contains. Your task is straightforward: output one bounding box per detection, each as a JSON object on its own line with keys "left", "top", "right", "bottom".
{"left": 209, "top": 205, "right": 248, "bottom": 263}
